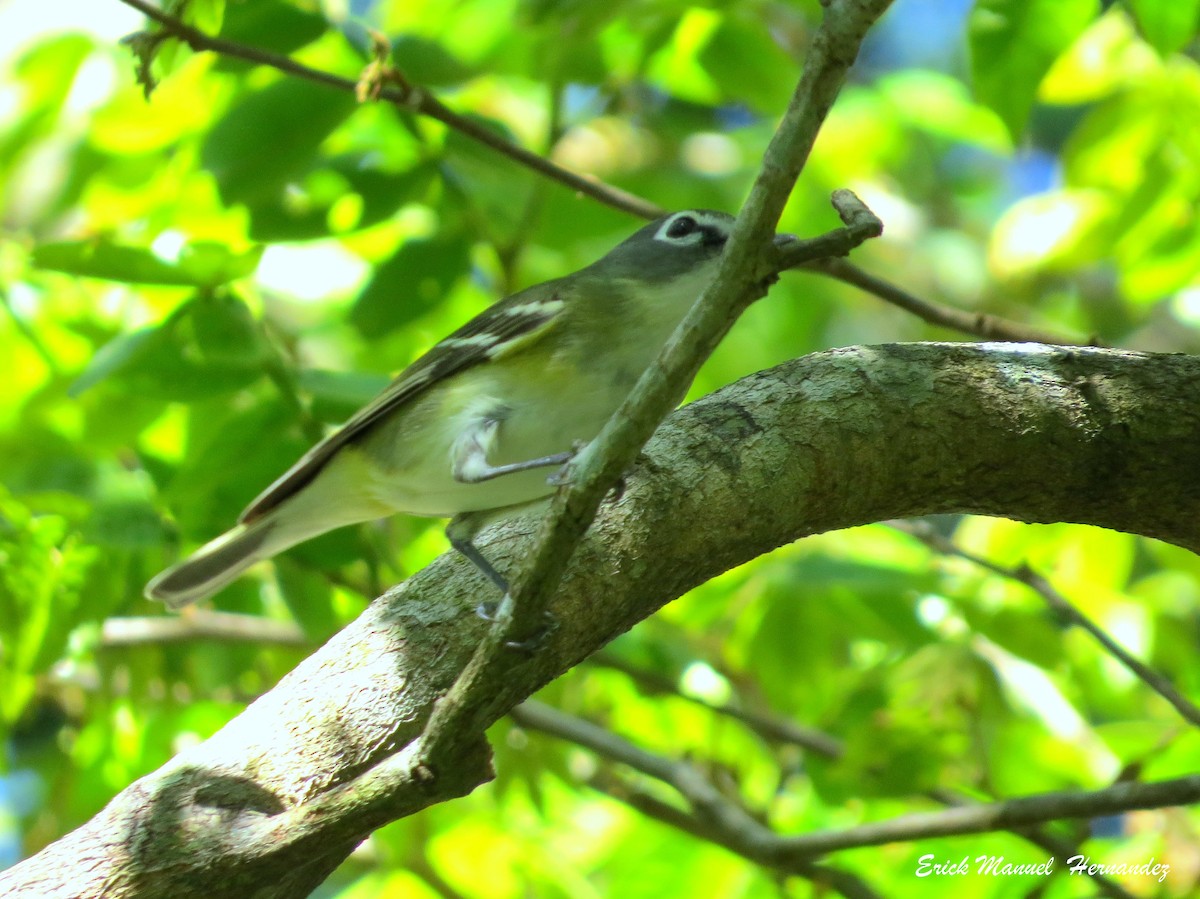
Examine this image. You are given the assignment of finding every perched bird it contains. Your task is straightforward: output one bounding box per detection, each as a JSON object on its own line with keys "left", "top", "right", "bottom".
{"left": 146, "top": 209, "right": 784, "bottom": 608}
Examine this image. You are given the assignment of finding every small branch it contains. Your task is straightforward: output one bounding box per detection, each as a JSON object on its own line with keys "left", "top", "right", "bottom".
{"left": 924, "top": 787, "right": 1139, "bottom": 899}
{"left": 513, "top": 703, "right": 882, "bottom": 899}
{"left": 115, "top": 0, "right": 662, "bottom": 219}
{"left": 417, "top": 17, "right": 894, "bottom": 767}
{"left": 896, "top": 520, "right": 1200, "bottom": 728}
{"left": 519, "top": 697, "right": 1148, "bottom": 899}
{"left": 807, "top": 257, "right": 1100, "bottom": 347}
{"left": 520, "top": 697, "right": 1200, "bottom": 858}
{"left": 597, "top": 775, "right": 884, "bottom": 899}
{"left": 417, "top": 200, "right": 889, "bottom": 758}
{"left": 116, "top": 0, "right": 1089, "bottom": 356}
{"left": 101, "top": 612, "right": 308, "bottom": 647}
{"left": 764, "top": 775, "right": 1200, "bottom": 858}
{"left": 512, "top": 701, "right": 757, "bottom": 832}
{"left": 590, "top": 652, "right": 845, "bottom": 758}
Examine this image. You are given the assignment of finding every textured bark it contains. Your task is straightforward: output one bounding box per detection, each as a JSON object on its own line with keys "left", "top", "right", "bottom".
{"left": 5, "top": 343, "right": 1199, "bottom": 897}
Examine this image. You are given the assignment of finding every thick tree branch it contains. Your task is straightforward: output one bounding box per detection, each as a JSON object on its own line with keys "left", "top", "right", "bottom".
{"left": 6, "top": 343, "right": 1199, "bottom": 896}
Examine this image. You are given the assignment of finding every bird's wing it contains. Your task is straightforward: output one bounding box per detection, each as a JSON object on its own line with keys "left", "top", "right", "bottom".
{"left": 239, "top": 280, "right": 567, "bottom": 524}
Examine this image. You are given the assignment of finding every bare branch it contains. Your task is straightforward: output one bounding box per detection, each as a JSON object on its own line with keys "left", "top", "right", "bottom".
{"left": 763, "top": 776, "right": 1200, "bottom": 858}
{"left": 591, "top": 774, "right": 884, "bottom": 899}
{"left": 116, "top": 0, "right": 1095, "bottom": 360}
{"left": 518, "top": 697, "right": 1142, "bottom": 899}
{"left": 923, "top": 788, "right": 1140, "bottom": 899}
{"left": 115, "top": 0, "right": 663, "bottom": 219}
{"left": 101, "top": 612, "right": 308, "bottom": 648}
{"left": 589, "top": 652, "right": 845, "bottom": 757}
{"left": 518, "top": 700, "right": 1199, "bottom": 859}
{"left": 513, "top": 703, "right": 884, "bottom": 899}
{"left": 807, "top": 257, "right": 1099, "bottom": 347}
{"left": 896, "top": 520, "right": 1200, "bottom": 728}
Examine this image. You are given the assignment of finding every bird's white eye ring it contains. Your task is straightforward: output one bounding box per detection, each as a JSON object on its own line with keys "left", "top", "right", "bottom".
{"left": 666, "top": 215, "right": 698, "bottom": 239}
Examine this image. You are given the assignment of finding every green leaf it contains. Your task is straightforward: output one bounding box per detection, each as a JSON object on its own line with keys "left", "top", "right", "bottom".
{"left": 178, "top": 242, "right": 264, "bottom": 286}
{"left": 442, "top": 125, "right": 536, "bottom": 231}
{"left": 201, "top": 79, "right": 358, "bottom": 206}
{"left": 165, "top": 397, "right": 306, "bottom": 533}
{"left": 274, "top": 559, "right": 341, "bottom": 638}
{"left": 216, "top": 0, "right": 326, "bottom": 68}
{"left": 69, "top": 326, "right": 161, "bottom": 397}
{"left": 1126, "top": 0, "right": 1200, "bottom": 56}
{"left": 392, "top": 35, "right": 477, "bottom": 86}
{"left": 298, "top": 369, "right": 390, "bottom": 423}
{"left": 187, "top": 0, "right": 226, "bottom": 34}
{"left": 878, "top": 69, "right": 1011, "bottom": 152}
{"left": 349, "top": 234, "right": 471, "bottom": 338}
{"left": 33, "top": 241, "right": 200, "bottom": 286}
{"left": 699, "top": 17, "right": 795, "bottom": 114}
{"left": 70, "top": 296, "right": 267, "bottom": 400}
{"left": 968, "top": 0, "right": 1100, "bottom": 139}
{"left": 31, "top": 240, "right": 261, "bottom": 288}
{"left": 246, "top": 158, "right": 436, "bottom": 241}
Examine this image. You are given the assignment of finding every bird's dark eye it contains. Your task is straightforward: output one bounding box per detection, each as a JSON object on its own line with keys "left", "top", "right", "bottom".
{"left": 666, "top": 215, "right": 698, "bottom": 239}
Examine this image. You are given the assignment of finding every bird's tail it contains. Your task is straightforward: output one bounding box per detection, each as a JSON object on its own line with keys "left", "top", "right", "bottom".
{"left": 145, "top": 516, "right": 277, "bottom": 609}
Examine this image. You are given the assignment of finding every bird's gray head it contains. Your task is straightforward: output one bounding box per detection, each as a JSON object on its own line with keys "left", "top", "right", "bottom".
{"left": 593, "top": 210, "right": 735, "bottom": 283}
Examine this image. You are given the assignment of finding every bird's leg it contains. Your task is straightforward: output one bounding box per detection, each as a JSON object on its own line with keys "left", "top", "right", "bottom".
{"left": 452, "top": 418, "right": 575, "bottom": 483}
{"left": 448, "top": 418, "right": 576, "bottom": 650}
{"left": 445, "top": 511, "right": 510, "bottom": 602}
{"left": 446, "top": 512, "right": 556, "bottom": 653}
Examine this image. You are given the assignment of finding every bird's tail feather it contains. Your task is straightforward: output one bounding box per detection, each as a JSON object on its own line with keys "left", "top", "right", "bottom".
{"left": 145, "top": 517, "right": 276, "bottom": 609}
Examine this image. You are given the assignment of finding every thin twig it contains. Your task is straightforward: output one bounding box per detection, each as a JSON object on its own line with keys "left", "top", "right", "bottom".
{"left": 115, "top": 0, "right": 662, "bottom": 219}
{"left": 101, "top": 612, "right": 309, "bottom": 647}
{"left": 416, "top": 0, "right": 890, "bottom": 807}
{"left": 605, "top": 774, "right": 886, "bottom": 899}
{"left": 517, "top": 701, "right": 1164, "bottom": 898}
{"left": 542, "top": 670, "right": 1141, "bottom": 899}
{"left": 512, "top": 702, "right": 882, "bottom": 899}
{"left": 116, "top": 0, "right": 1097, "bottom": 355}
{"left": 896, "top": 520, "right": 1200, "bottom": 728}
{"left": 583, "top": 658, "right": 1153, "bottom": 897}
{"left": 806, "top": 257, "right": 1101, "bottom": 347}
{"left": 589, "top": 651, "right": 845, "bottom": 758}
{"left": 924, "top": 787, "right": 1138, "bottom": 899}
{"left": 765, "top": 775, "right": 1200, "bottom": 857}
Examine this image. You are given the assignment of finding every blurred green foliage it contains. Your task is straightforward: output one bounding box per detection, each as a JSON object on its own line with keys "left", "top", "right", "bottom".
{"left": 0, "top": 0, "right": 1198, "bottom": 895}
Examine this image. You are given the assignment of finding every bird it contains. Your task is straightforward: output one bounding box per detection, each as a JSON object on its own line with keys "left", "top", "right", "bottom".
{"left": 145, "top": 209, "right": 787, "bottom": 608}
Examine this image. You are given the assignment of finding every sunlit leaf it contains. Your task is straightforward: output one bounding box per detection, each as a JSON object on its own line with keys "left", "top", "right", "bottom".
{"left": 201, "top": 79, "right": 358, "bottom": 206}
{"left": 968, "top": 0, "right": 1100, "bottom": 138}
{"left": 33, "top": 241, "right": 201, "bottom": 286}
{"left": 70, "top": 296, "right": 267, "bottom": 400}
{"left": 298, "top": 369, "right": 390, "bottom": 423}
{"left": 216, "top": 0, "right": 327, "bottom": 67}
{"left": 349, "top": 233, "right": 471, "bottom": 337}
{"left": 1126, "top": 0, "right": 1200, "bottom": 57}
